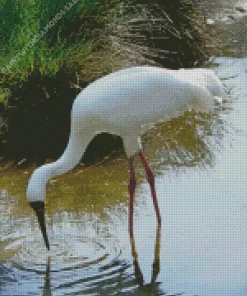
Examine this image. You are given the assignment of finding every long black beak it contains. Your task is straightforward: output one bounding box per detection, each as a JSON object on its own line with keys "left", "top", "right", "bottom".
{"left": 29, "top": 201, "right": 50, "bottom": 250}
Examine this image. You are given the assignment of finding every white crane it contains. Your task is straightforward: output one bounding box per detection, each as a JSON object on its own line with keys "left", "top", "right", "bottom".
{"left": 26, "top": 66, "right": 227, "bottom": 250}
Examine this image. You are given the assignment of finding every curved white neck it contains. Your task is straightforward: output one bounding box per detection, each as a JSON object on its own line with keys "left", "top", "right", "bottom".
{"left": 27, "top": 129, "right": 92, "bottom": 202}
{"left": 43, "top": 129, "right": 92, "bottom": 181}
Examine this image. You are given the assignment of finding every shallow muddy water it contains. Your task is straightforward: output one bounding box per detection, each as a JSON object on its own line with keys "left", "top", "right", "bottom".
{"left": 1, "top": 57, "right": 247, "bottom": 296}
{"left": 1, "top": 2, "right": 247, "bottom": 296}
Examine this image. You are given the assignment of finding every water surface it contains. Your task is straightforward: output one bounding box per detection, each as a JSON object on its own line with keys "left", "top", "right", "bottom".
{"left": 1, "top": 2, "right": 247, "bottom": 296}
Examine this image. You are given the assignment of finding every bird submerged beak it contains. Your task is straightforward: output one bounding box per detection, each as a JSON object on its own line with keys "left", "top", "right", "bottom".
{"left": 29, "top": 201, "right": 50, "bottom": 250}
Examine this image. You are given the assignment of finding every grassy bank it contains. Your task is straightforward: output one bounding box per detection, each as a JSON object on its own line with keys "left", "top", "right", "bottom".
{"left": 0, "top": 0, "right": 209, "bottom": 164}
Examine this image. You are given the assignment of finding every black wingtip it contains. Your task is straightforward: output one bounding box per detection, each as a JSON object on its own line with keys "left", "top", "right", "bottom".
{"left": 29, "top": 201, "right": 50, "bottom": 250}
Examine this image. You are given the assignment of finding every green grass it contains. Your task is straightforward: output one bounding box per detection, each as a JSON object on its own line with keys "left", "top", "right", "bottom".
{"left": 0, "top": 0, "right": 210, "bottom": 161}
{"left": 0, "top": 0, "right": 120, "bottom": 87}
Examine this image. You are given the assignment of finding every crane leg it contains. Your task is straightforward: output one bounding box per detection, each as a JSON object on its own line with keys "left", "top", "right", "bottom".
{"left": 139, "top": 150, "right": 161, "bottom": 225}
{"left": 128, "top": 157, "right": 136, "bottom": 237}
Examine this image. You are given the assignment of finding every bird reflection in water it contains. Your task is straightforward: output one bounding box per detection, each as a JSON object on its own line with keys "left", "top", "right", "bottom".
{"left": 42, "top": 225, "right": 162, "bottom": 295}
{"left": 130, "top": 224, "right": 161, "bottom": 289}
{"left": 43, "top": 256, "right": 52, "bottom": 296}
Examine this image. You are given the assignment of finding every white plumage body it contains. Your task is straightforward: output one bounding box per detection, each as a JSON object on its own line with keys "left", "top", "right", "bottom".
{"left": 27, "top": 66, "right": 226, "bottom": 203}
{"left": 73, "top": 66, "right": 222, "bottom": 135}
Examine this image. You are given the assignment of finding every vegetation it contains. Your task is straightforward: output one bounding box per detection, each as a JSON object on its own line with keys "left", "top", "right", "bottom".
{"left": 0, "top": 0, "right": 209, "bottom": 163}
